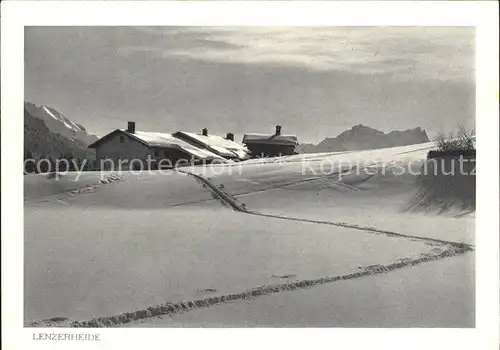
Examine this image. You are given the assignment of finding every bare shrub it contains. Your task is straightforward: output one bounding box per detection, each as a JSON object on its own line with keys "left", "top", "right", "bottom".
{"left": 434, "top": 125, "right": 475, "bottom": 152}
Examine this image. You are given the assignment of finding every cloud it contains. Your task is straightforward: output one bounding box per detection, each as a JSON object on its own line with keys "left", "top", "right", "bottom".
{"left": 122, "top": 27, "right": 474, "bottom": 81}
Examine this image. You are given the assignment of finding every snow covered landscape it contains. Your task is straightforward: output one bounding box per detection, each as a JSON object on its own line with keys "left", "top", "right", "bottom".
{"left": 24, "top": 142, "right": 475, "bottom": 327}
{"left": 20, "top": 25, "right": 479, "bottom": 330}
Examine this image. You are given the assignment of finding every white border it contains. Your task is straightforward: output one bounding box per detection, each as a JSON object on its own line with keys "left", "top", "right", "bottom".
{"left": 2, "top": 2, "right": 499, "bottom": 350}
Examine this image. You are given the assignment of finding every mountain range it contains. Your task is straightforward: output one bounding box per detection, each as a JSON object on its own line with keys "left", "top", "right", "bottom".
{"left": 24, "top": 102, "right": 96, "bottom": 160}
{"left": 23, "top": 102, "right": 430, "bottom": 161}
{"left": 296, "top": 124, "right": 430, "bottom": 153}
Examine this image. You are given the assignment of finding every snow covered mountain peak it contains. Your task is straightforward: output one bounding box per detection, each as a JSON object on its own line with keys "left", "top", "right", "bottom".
{"left": 41, "top": 105, "right": 85, "bottom": 133}
{"left": 24, "top": 102, "right": 98, "bottom": 145}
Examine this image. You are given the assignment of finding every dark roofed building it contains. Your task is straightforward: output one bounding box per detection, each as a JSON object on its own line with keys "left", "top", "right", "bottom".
{"left": 242, "top": 125, "right": 299, "bottom": 158}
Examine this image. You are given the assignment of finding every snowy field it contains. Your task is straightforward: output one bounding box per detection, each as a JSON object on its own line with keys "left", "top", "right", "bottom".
{"left": 24, "top": 142, "right": 475, "bottom": 327}
{"left": 129, "top": 253, "right": 474, "bottom": 328}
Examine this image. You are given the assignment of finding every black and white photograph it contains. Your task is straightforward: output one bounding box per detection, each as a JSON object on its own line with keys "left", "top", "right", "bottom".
{"left": 1, "top": 1, "right": 499, "bottom": 350}
{"left": 23, "top": 25, "right": 477, "bottom": 328}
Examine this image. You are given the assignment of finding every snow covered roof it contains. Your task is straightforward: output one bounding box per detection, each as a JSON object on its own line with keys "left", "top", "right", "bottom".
{"left": 242, "top": 133, "right": 299, "bottom": 146}
{"left": 131, "top": 131, "right": 187, "bottom": 148}
{"left": 174, "top": 131, "right": 250, "bottom": 160}
{"left": 128, "top": 131, "right": 227, "bottom": 160}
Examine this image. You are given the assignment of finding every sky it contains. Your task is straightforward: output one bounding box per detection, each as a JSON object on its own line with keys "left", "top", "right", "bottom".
{"left": 24, "top": 26, "right": 475, "bottom": 144}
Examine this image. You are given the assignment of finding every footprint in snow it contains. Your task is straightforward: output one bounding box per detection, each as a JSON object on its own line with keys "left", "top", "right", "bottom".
{"left": 48, "top": 316, "right": 69, "bottom": 322}
{"left": 361, "top": 264, "right": 383, "bottom": 271}
{"left": 272, "top": 274, "right": 297, "bottom": 279}
{"left": 198, "top": 288, "right": 217, "bottom": 293}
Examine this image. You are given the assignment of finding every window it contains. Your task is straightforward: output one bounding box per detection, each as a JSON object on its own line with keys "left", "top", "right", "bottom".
{"left": 163, "top": 150, "right": 169, "bottom": 157}
{"left": 154, "top": 149, "right": 160, "bottom": 157}
{"left": 119, "top": 135, "right": 125, "bottom": 143}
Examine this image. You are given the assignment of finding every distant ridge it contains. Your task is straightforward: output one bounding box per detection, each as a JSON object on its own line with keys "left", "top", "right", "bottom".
{"left": 296, "top": 124, "right": 430, "bottom": 153}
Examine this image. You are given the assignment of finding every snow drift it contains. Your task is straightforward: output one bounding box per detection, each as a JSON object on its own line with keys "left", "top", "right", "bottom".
{"left": 404, "top": 155, "right": 476, "bottom": 214}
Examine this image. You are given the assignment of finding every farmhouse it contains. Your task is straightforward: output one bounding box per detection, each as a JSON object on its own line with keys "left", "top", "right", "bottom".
{"left": 243, "top": 125, "right": 299, "bottom": 158}
{"left": 88, "top": 122, "right": 242, "bottom": 170}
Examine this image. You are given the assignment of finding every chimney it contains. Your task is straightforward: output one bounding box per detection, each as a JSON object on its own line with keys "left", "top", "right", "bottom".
{"left": 226, "top": 133, "right": 234, "bottom": 141}
{"left": 127, "top": 121, "right": 136, "bottom": 134}
{"left": 202, "top": 128, "right": 208, "bottom": 136}
{"left": 275, "top": 125, "right": 282, "bottom": 135}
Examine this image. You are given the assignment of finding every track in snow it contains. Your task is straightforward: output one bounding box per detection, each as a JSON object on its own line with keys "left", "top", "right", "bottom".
{"left": 29, "top": 242, "right": 472, "bottom": 328}
{"left": 181, "top": 170, "right": 473, "bottom": 248}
